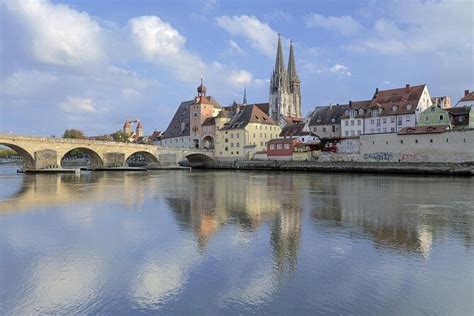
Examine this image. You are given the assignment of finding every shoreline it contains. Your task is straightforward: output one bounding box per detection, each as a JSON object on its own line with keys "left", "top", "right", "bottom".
{"left": 188, "top": 160, "right": 474, "bottom": 176}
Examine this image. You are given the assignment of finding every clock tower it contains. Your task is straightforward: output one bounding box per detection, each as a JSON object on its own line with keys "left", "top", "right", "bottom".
{"left": 190, "top": 78, "right": 214, "bottom": 148}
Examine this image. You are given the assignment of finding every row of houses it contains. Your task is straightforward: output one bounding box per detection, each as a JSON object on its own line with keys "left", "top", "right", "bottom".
{"left": 308, "top": 87, "right": 474, "bottom": 139}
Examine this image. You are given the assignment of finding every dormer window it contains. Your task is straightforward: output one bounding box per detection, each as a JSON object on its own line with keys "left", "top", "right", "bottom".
{"left": 392, "top": 105, "right": 398, "bottom": 111}
{"left": 407, "top": 103, "right": 412, "bottom": 110}
{"left": 349, "top": 110, "right": 355, "bottom": 118}
{"left": 345, "top": 110, "right": 349, "bottom": 116}
{"left": 317, "top": 117, "right": 321, "bottom": 123}
{"left": 359, "top": 109, "right": 364, "bottom": 116}
{"left": 331, "top": 117, "right": 335, "bottom": 123}
{"left": 430, "top": 106, "right": 435, "bottom": 112}
{"left": 372, "top": 109, "right": 379, "bottom": 117}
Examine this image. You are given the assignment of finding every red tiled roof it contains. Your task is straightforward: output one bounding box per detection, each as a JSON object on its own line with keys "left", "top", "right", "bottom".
{"left": 398, "top": 125, "right": 449, "bottom": 135}
{"left": 221, "top": 104, "right": 276, "bottom": 130}
{"left": 369, "top": 84, "right": 425, "bottom": 116}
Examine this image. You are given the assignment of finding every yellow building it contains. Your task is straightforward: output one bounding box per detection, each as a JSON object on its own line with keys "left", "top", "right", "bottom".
{"left": 215, "top": 104, "right": 281, "bottom": 160}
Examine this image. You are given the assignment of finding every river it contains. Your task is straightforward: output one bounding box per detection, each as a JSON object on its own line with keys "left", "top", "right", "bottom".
{"left": 0, "top": 165, "right": 473, "bottom": 314}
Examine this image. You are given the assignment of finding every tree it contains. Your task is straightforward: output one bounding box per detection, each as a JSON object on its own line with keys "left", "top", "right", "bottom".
{"left": 112, "top": 130, "right": 130, "bottom": 143}
{"left": 63, "top": 129, "right": 87, "bottom": 139}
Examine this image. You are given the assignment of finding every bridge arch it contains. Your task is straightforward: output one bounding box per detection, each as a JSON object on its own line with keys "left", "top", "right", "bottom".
{"left": 60, "top": 147, "right": 104, "bottom": 168}
{"left": 126, "top": 151, "right": 159, "bottom": 167}
{"left": 0, "top": 143, "right": 35, "bottom": 169}
{"left": 202, "top": 135, "right": 215, "bottom": 149}
{"left": 185, "top": 153, "right": 214, "bottom": 163}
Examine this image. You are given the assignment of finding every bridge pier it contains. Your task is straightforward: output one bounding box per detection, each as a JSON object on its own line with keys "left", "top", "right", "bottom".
{"left": 103, "top": 152, "right": 126, "bottom": 168}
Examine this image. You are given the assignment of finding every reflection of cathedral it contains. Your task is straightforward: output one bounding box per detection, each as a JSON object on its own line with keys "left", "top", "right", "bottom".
{"left": 164, "top": 172, "right": 303, "bottom": 271}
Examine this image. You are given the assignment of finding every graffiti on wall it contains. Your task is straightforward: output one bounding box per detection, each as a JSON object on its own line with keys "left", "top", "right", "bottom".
{"left": 400, "top": 152, "right": 429, "bottom": 162}
{"left": 363, "top": 152, "right": 394, "bottom": 161}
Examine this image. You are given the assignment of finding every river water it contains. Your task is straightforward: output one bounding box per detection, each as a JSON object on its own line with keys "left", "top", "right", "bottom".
{"left": 0, "top": 165, "right": 473, "bottom": 315}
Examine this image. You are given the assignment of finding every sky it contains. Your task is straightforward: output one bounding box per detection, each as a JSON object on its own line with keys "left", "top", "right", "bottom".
{"left": 0, "top": 0, "right": 472, "bottom": 136}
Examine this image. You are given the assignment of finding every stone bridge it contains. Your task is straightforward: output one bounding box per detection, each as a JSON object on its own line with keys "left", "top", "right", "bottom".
{"left": 0, "top": 133, "right": 214, "bottom": 170}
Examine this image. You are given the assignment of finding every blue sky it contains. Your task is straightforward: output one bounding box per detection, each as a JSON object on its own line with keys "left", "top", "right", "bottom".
{"left": 0, "top": 0, "right": 472, "bottom": 136}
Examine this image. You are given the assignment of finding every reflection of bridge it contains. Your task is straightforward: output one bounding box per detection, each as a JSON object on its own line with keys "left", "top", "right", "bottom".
{"left": 0, "top": 133, "right": 213, "bottom": 170}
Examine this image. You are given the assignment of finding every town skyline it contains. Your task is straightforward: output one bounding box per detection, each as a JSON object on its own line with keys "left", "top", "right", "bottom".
{"left": 1, "top": 0, "right": 472, "bottom": 136}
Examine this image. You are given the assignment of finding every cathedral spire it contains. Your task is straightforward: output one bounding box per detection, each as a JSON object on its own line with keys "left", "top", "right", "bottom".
{"left": 243, "top": 85, "right": 247, "bottom": 105}
{"left": 287, "top": 41, "right": 299, "bottom": 82}
{"left": 274, "top": 33, "right": 285, "bottom": 73}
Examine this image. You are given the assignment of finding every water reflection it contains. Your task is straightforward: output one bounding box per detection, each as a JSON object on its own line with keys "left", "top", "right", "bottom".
{"left": 1, "top": 166, "right": 473, "bottom": 314}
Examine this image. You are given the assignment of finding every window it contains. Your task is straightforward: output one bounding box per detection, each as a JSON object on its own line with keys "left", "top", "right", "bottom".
{"left": 357, "top": 130, "right": 361, "bottom": 135}
{"left": 400, "top": 140, "right": 403, "bottom": 144}
{"left": 391, "top": 128, "right": 395, "bottom": 132}
{"left": 236, "top": 151, "right": 239, "bottom": 155}
{"left": 391, "top": 117, "right": 395, "bottom": 123}
{"left": 236, "top": 143, "right": 240, "bottom": 147}
{"left": 371, "top": 119, "right": 375, "bottom": 124}
{"left": 398, "top": 117, "right": 403, "bottom": 125}
{"left": 406, "top": 116, "right": 410, "bottom": 122}
{"left": 357, "top": 120, "right": 361, "bottom": 126}
{"left": 345, "top": 121, "right": 349, "bottom": 126}
{"left": 277, "top": 144, "right": 282, "bottom": 149}
{"left": 231, "top": 134, "right": 234, "bottom": 138}
{"left": 225, "top": 138, "right": 228, "bottom": 142}
{"left": 270, "top": 144, "right": 275, "bottom": 150}
{"left": 383, "top": 118, "right": 387, "bottom": 123}
{"left": 225, "top": 147, "right": 228, "bottom": 151}
{"left": 345, "top": 131, "right": 349, "bottom": 136}
{"left": 370, "top": 129, "right": 374, "bottom": 133}
{"left": 351, "top": 120, "right": 355, "bottom": 126}
{"left": 431, "top": 107, "right": 435, "bottom": 112}
{"left": 415, "top": 139, "right": 418, "bottom": 143}
{"left": 425, "top": 116, "right": 429, "bottom": 121}
{"left": 284, "top": 144, "right": 290, "bottom": 149}
{"left": 313, "top": 127, "right": 318, "bottom": 132}
{"left": 264, "top": 133, "right": 267, "bottom": 138}
{"left": 383, "top": 128, "right": 387, "bottom": 132}
{"left": 231, "top": 143, "right": 234, "bottom": 147}
{"left": 237, "top": 134, "right": 240, "bottom": 138}
{"left": 430, "top": 139, "right": 433, "bottom": 143}
{"left": 351, "top": 130, "right": 355, "bottom": 136}
{"left": 332, "top": 125, "right": 336, "bottom": 132}
{"left": 331, "top": 118, "right": 336, "bottom": 123}
{"left": 260, "top": 141, "right": 264, "bottom": 146}
{"left": 439, "top": 115, "right": 444, "bottom": 121}
{"left": 376, "top": 119, "right": 381, "bottom": 127}
{"left": 323, "top": 127, "right": 326, "bottom": 132}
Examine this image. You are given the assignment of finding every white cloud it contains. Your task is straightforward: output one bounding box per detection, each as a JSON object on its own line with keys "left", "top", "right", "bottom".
{"left": 347, "top": 0, "right": 472, "bottom": 56}
{"left": 3, "top": 0, "right": 106, "bottom": 67}
{"left": 0, "top": 70, "right": 58, "bottom": 96}
{"left": 330, "top": 64, "right": 351, "bottom": 76}
{"left": 59, "top": 97, "right": 98, "bottom": 114}
{"left": 129, "top": 15, "right": 206, "bottom": 82}
{"left": 216, "top": 15, "right": 278, "bottom": 57}
{"left": 228, "top": 39, "right": 245, "bottom": 55}
{"left": 305, "top": 13, "right": 362, "bottom": 36}
{"left": 227, "top": 69, "right": 253, "bottom": 86}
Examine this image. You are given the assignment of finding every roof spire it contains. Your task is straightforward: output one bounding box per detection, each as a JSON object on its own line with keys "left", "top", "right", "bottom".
{"left": 274, "top": 33, "right": 285, "bottom": 73}
{"left": 243, "top": 85, "right": 247, "bottom": 105}
{"left": 287, "top": 40, "right": 299, "bottom": 82}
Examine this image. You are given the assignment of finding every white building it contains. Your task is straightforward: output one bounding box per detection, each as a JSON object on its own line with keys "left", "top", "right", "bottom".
{"left": 341, "top": 100, "right": 371, "bottom": 137}
{"left": 363, "top": 84, "right": 432, "bottom": 135}
{"left": 455, "top": 90, "right": 474, "bottom": 108}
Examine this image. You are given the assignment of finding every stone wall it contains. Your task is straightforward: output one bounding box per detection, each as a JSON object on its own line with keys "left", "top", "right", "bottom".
{"left": 360, "top": 129, "right": 474, "bottom": 163}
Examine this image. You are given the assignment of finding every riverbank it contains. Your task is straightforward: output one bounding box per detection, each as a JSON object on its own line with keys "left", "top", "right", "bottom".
{"left": 188, "top": 160, "right": 474, "bottom": 176}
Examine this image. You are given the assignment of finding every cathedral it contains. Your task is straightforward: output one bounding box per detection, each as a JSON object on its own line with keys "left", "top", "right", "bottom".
{"left": 269, "top": 34, "right": 302, "bottom": 122}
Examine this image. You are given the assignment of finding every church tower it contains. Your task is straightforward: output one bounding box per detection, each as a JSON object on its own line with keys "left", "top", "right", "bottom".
{"left": 287, "top": 41, "right": 302, "bottom": 118}
{"left": 269, "top": 35, "right": 302, "bottom": 122}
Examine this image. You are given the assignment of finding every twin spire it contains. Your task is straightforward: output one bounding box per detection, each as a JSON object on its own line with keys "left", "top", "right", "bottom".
{"left": 274, "top": 34, "right": 299, "bottom": 83}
